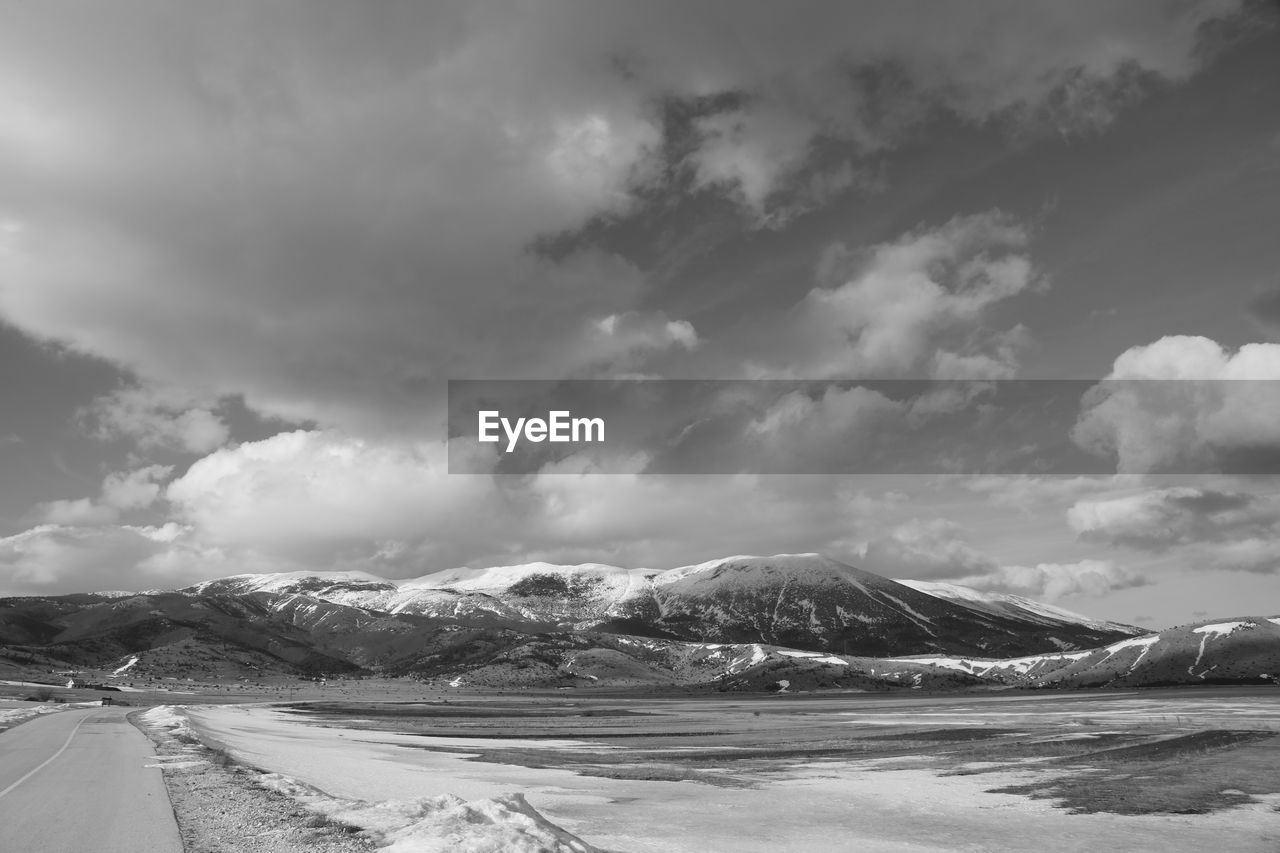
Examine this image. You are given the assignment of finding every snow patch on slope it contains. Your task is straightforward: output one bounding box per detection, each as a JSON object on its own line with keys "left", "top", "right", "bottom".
{"left": 1189, "top": 621, "right": 1257, "bottom": 677}
{"left": 898, "top": 579, "right": 1139, "bottom": 633}
{"left": 891, "top": 650, "right": 1091, "bottom": 677}
{"left": 1098, "top": 635, "right": 1160, "bottom": 663}
{"left": 775, "top": 650, "right": 850, "bottom": 666}
{"left": 1193, "top": 621, "right": 1255, "bottom": 638}
{"left": 111, "top": 655, "right": 139, "bottom": 676}
{"left": 656, "top": 554, "right": 869, "bottom": 592}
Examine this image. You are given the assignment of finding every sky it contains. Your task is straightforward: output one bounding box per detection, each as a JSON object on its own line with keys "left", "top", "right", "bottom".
{"left": 2, "top": 1, "right": 1280, "bottom": 628}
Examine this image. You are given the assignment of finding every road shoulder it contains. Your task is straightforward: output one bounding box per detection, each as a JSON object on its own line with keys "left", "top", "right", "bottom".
{"left": 130, "top": 709, "right": 375, "bottom": 853}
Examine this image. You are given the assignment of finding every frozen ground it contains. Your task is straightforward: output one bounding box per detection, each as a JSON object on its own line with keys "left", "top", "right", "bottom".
{"left": 176, "top": 688, "right": 1280, "bottom": 853}
{"left": 0, "top": 699, "right": 66, "bottom": 731}
{"left": 0, "top": 697, "right": 105, "bottom": 732}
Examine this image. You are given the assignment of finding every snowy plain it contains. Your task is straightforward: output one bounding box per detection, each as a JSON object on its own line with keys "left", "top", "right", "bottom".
{"left": 169, "top": 693, "right": 1280, "bottom": 853}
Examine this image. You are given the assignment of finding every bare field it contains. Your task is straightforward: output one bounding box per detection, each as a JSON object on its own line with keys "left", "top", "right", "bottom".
{"left": 174, "top": 685, "right": 1280, "bottom": 852}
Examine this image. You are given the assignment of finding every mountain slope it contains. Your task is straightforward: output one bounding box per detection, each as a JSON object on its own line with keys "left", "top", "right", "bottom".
{"left": 896, "top": 579, "right": 1143, "bottom": 636}
{"left": 888, "top": 616, "right": 1280, "bottom": 688}
{"left": 629, "top": 554, "right": 1135, "bottom": 656}
{"left": 1025, "top": 617, "right": 1280, "bottom": 687}
{"left": 178, "top": 554, "right": 1136, "bottom": 658}
{"left": 0, "top": 553, "right": 1171, "bottom": 689}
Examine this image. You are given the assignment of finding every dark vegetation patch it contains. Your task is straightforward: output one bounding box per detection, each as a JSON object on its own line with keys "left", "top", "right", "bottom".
{"left": 858, "top": 727, "right": 1022, "bottom": 742}
{"left": 430, "top": 741, "right": 893, "bottom": 785}
{"left": 987, "top": 730, "right": 1280, "bottom": 815}
{"left": 507, "top": 573, "right": 602, "bottom": 600}
{"left": 1062, "top": 729, "right": 1276, "bottom": 763}
{"left": 285, "top": 700, "right": 648, "bottom": 719}
{"left": 940, "top": 732, "right": 1144, "bottom": 770}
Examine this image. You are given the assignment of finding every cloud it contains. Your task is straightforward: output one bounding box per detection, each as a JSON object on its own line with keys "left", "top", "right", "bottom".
{"left": 1068, "top": 485, "right": 1279, "bottom": 551}
{"left": 0, "top": 521, "right": 311, "bottom": 597}
{"left": 36, "top": 498, "right": 117, "bottom": 527}
{"left": 964, "top": 475, "right": 1137, "bottom": 511}
{"left": 101, "top": 465, "right": 173, "bottom": 511}
{"left": 162, "top": 429, "right": 872, "bottom": 570}
{"left": 859, "top": 518, "right": 999, "bottom": 579}
{"left": 953, "top": 559, "right": 1145, "bottom": 601}
{"left": 0, "top": 3, "right": 1247, "bottom": 435}
{"left": 0, "top": 4, "right": 1258, "bottom": 595}
{"left": 689, "top": 106, "right": 819, "bottom": 217}
{"left": 4, "top": 428, "right": 916, "bottom": 593}
{"left": 0, "top": 524, "right": 169, "bottom": 593}
{"left": 83, "top": 385, "right": 229, "bottom": 454}
{"left": 164, "top": 431, "right": 489, "bottom": 561}
{"left": 34, "top": 464, "right": 174, "bottom": 527}
{"left": 1194, "top": 538, "right": 1280, "bottom": 574}
{"left": 581, "top": 312, "right": 699, "bottom": 375}
{"left": 862, "top": 516, "right": 1145, "bottom": 600}
{"left": 744, "top": 212, "right": 1042, "bottom": 380}
{"left": 742, "top": 385, "right": 907, "bottom": 471}
{"left": 1073, "top": 336, "right": 1280, "bottom": 473}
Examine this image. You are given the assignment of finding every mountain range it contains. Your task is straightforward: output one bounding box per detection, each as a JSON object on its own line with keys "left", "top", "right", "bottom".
{"left": 1, "top": 554, "right": 1274, "bottom": 691}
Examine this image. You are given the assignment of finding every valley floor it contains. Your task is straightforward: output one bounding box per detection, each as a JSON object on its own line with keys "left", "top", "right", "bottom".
{"left": 170, "top": 686, "right": 1280, "bottom": 852}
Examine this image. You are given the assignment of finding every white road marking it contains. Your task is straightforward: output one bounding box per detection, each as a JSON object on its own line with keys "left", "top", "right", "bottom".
{"left": 0, "top": 712, "right": 91, "bottom": 800}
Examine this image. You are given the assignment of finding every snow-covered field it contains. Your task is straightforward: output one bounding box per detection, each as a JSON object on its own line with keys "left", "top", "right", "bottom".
{"left": 0, "top": 700, "right": 65, "bottom": 729}
{"left": 172, "top": 694, "right": 1280, "bottom": 853}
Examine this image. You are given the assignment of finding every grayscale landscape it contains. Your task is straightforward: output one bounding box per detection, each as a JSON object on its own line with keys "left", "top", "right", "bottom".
{"left": 4, "top": 555, "right": 1280, "bottom": 850}
{"left": 4, "top": 2, "right": 1280, "bottom": 851}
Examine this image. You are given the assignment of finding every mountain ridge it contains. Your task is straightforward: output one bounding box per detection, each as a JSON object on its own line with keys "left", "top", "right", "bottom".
{"left": 13, "top": 553, "right": 1250, "bottom": 693}
{"left": 181, "top": 553, "right": 1143, "bottom": 651}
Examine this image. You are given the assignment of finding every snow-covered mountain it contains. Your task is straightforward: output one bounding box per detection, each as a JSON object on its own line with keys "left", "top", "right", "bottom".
{"left": 179, "top": 553, "right": 1138, "bottom": 657}
{"left": 888, "top": 616, "right": 1280, "bottom": 688}
{"left": 896, "top": 579, "right": 1141, "bottom": 635}
{"left": 3, "top": 566, "right": 1275, "bottom": 690}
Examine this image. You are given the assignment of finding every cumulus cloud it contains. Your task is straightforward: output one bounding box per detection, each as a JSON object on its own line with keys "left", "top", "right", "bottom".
{"left": 83, "top": 385, "right": 229, "bottom": 454}
{"left": 0, "top": 524, "right": 169, "bottom": 593}
{"left": 37, "top": 498, "right": 117, "bottom": 527}
{"left": 743, "top": 385, "right": 907, "bottom": 471}
{"left": 0, "top": 521, "right": 314, "bottom": 597}
{"left": 161, "top": 429, "right": 871, "bottom": 571}
{"left": 1066, "top": 484, "right": 1280, "bottom": 574}
{"left": 1073, "top": 336, "right": 1280, "bottom": 473}
{"left": 2, "top": 428, "right": 912, "bottom": 593}
{"left": 858, "top": 518, "right": 999, "bottom": 579}
{"left": 690, "top": 106, "right": 819, "bottom": 216}
{"left": 164, "top": 431, "right": 489, "bottom": 561}
{"left": 745, "top": 212, "right": 1042, "bottom": 380}
{"left": 101, "top": 465, "right": 173, "bottom": 511}
{"left": 35, "top": 464, "right": 174, "bottom": 526}
{"left": 0, "top": 3, "right": 1246, "bottom": 434}
{"left": 861, "top": 517, "right": 1144, "bottom": 600}
{"left": 1069, "top": 485, "right": 1280, "bottom": 551}
{"left": 0, "top": 3, "right": 1258, "bottom": 595}
{"left": 953, "top": 559, "right": 1145, "bottom": 601}
{"left": 580, "top": 312, "right": 699, "bottom": 375}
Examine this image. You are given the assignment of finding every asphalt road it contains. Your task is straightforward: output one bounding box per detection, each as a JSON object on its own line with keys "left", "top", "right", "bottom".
{"left": 0, "top": 707, "right": 183, "bottom": 853}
